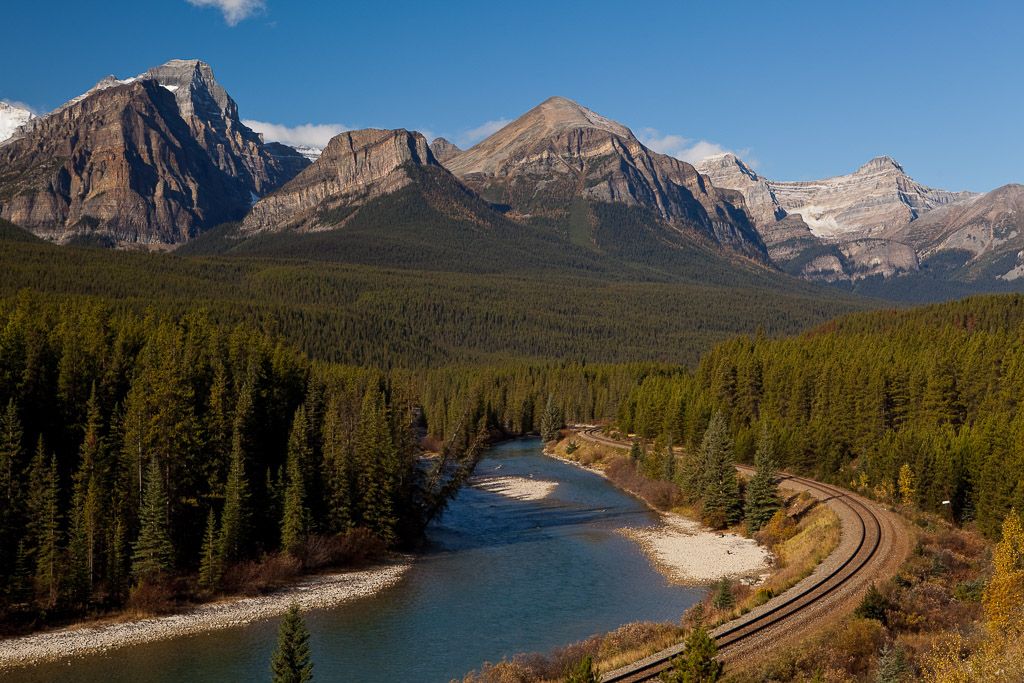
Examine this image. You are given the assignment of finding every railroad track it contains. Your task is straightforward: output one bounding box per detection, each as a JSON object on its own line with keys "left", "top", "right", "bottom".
{"left": 572, "top": 428, "right": 895, "bottom": 682}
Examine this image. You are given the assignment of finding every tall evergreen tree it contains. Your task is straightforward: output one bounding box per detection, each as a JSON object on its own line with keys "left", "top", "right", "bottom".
{"left": 357, "top": 388, "right": 398, "bottom": 544}
{"left": 131, "top": 458, "right": 174, "bottom": 584}
{"left": 198, "top": 509, "right": 222, "bottom": 591}
{"left": 270, "top": 602, "right": 314, "bottom": 683}
{"left": 539, "top": 394, "right": 563, "bottom": 443}
{"left": 281, "top": 407, "right": 312, "bottom": 555}
{"left": 68, "top": 387, "right": 105, "bottom": 606}
{"left": 321, "top": 398, "right": 353, "bottom": 534}
{"left": 0, "top": 399, "right": 24, "bottom": 581}
{"left": 35, "top": 450, "right": 62, "bottom": 608}
{"left": 220, "top": 383, "right": 252, "bottom": 563}
{"left": 744, "top": 427, "right": 782, "bottom": 532}
{"left": 701, "top": 412, "right": 742, "bottom": 529}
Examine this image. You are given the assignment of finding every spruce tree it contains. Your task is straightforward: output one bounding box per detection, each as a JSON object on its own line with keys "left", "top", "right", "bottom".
{"left": 701, "top": 412, "right": 742, "bottom": 529}
{"left": 628, "top": 437, "right": 642, "bottom": 463}
{"left": 131, "top": 458, "right": 174, "bottom": 584}
{"left": 281, "top": 407, "right": 312, "bottom": 555}
{"left": 712, "top": 576, "right": 735, "bottom": 610}
{"left": 539, "top": 394, "right": 562, "bottom": 443}
{"left": 0, "top": 399, "right": 23, "bottom": 583}
{"left": 270, "top": 602, "right": 314, "bottom": 683}
{"left": 744, "top": 427, "right": 782, "bottom": 532}
{"left": 198, "top": 509, "right": 222, "bottom": 591}
{"left": 220, "top": 383, "right": 252, "bottom": 564}
{"left": 68, "top": 388, "right": 104, "bottom": 606}
{"left": 357, "top": 388, "right": 398, "bottom": 544}
{"left": 35, "top": 451, "right": 62, "bottom": 608}
{"left": 661, "top": 625, "right": 722, "bottom": 682}
{"left": 661, "top": 439, "right": 677, "bottom": 482}
{"left": 321, "top": 398, "right": 353, "bottom": 534}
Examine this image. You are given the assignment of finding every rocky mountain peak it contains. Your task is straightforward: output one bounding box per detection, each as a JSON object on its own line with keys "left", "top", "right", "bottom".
{"left": 241, "top": 128, "right": 442, "bottom": 234}
{"left": 141, "top": 59, "right": 238, "bottom": 131}
{"left": 856, "top": 155, "right": 904, "bottom": 174}
{"left": 429, "top": 137, "right": 462, "bottom": 164}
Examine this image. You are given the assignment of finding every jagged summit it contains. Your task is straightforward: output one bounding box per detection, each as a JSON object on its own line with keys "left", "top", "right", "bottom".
{"left": 140, "top": 59, "right": 238, "bottom": 129}
{"left": 0, "top": 58, "right": 301, "bottom": 247}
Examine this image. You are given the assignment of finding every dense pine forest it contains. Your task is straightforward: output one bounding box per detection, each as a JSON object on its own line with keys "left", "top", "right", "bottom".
{"left": 0, "top": 294, "right": 489, "bottom": 630}
{"left": 611, "top": 294, "right": 1024, "bottom": 539}
{"left": 0, "top": 220, "right": 870, "bottom": 368}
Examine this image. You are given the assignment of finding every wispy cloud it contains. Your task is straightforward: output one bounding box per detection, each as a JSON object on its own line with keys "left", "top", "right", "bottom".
{"left": 455, "top": 118, "right": 509, "bottom": 148}
{"left": 186, "top": 0, "right": 266, "bottom": 26}
{"left": 639, "top": 127, "right": 754, "bottom": 167}
{"left": 2, "top": 98, "right": 39, "bottom": 115}
{"left": 243, "top": 120, "right": 351, "bottom": 148}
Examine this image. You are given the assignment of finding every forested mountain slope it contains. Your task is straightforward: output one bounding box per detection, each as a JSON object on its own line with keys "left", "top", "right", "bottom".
{"left": 614, "top": 293, "right": 1024, "bottom": 538}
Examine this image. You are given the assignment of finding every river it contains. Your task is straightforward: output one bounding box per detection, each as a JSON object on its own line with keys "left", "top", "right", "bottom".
{"left": 7, "top": 438, "right": 702, "bottom": 682}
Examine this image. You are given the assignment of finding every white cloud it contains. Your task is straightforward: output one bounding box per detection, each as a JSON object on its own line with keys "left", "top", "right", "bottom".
{"left": 2, "top": 99, "right": 39, "bottom": 115}
{"left": 455, "top": 118, "right": 509, "bottom": 148}
{"left": 186, "top": 0, "right": 266, "bottom": 26}
{"left": 639, "top": 127, "right": 754, "bottom": 166}
{"left": 243, "top": 120, "right": 351, "bottom": 148}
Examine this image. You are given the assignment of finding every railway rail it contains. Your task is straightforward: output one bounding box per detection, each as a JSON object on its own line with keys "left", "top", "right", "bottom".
{"left": 572, "top": 428, "right": 900, "bottom": 682}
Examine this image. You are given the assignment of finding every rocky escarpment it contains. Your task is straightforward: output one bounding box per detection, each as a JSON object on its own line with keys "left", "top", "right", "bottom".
{"left": 241, "top": 128, "right": 442, "bottom": 234}
{"left": 0, "top": 59, "right": 301, "bottom": 246}
{"left": 0, "top": 81, "right": 253, "bottom": 246}
{"left": 429, "top": 137, "right": 462, "bottom": 165}
{"left": 446, "top": 97, "right": 768, "bottom": 262}
{"left": 697, "top": 153, "right": 975, "bottom": 282}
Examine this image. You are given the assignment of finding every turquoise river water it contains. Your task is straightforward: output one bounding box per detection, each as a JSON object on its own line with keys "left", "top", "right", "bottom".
{"left": 6, "top": 438, "right": 702, "bottom": 682}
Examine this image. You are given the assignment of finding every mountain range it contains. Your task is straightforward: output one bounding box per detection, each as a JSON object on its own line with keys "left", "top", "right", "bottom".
{"left": 1, "top": 58, "right": 1022, "bottom": 299}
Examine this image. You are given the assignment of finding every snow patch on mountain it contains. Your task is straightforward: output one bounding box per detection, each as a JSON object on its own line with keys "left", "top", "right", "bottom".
{"left": 0, "top": 101, "right": 34, "bottom": 142}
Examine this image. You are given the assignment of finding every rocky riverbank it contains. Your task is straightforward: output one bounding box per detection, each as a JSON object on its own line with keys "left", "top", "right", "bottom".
{"left": 0, "top": 558, "right": 411, "bottom": 671}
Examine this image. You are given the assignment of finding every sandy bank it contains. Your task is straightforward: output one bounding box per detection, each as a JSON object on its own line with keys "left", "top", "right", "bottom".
{"left": 621, "top": 514, "right": 770, "bottom": 585}
{"left": 0, "top": 558, "right": 412, "bottom": 670}
{"left": 472, "top": 475, "right": 558, "bottom": 501}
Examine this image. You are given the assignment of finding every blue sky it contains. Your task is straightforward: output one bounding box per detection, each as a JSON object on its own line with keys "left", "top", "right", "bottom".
{"left": 3, "top": 0, "right": 1021, "bottom": 192}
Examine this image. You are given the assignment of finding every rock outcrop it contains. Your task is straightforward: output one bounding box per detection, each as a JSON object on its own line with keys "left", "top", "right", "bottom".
{"left": 241, "top": 128, "right": 442, "bottom": 234}
{"left": 429, "top": 137, "right": 462, "bottom": 165}
{"left": 446, "top": 97, "right": 768, "bottom": 262}
{"left": 0, "top": 59, "right": 302, "bottom": 246}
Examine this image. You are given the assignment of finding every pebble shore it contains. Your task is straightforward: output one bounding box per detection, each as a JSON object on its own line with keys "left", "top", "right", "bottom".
{"left": 0, "top": 559, "right": 412, "bottom": 670}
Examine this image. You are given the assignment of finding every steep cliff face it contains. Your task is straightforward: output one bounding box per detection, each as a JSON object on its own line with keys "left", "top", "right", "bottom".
{"left": 139, "top": 59, "right": 293, "bottom": 195}
{"left": 0, "top": 59, "right": 300, "bottom": 246}
{"left": 241, "top": 128, "right": 442, "bottom": 234}
{"left": 446, "top": 97, "right": 768, "bottom": 262}
{"left": 0, "top": 81, "right": 251, "bottom": 246}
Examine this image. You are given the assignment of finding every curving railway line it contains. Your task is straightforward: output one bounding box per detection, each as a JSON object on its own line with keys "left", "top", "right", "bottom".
{"left": 572, "top": 428, "right": 907, "bottom": 682}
